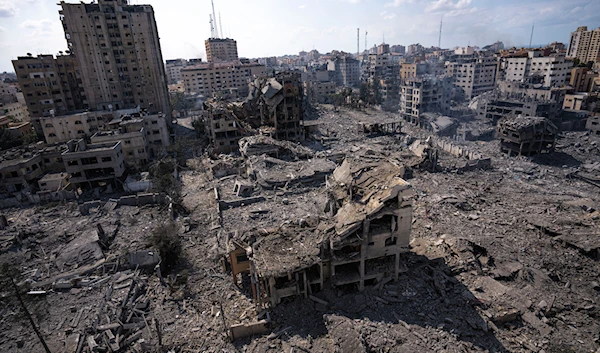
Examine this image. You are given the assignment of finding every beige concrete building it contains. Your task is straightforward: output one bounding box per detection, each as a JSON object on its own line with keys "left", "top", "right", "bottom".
{"left": 165, "top": 58, "right": 188, "bottom": 84}
{"left": 1, "top": 102, "right": 29, "bottom": 122}
{"left": 504, "top": 52, "right": 572, "bottom": 88}
{"left": 181, "top": 61, "right": 265, "bottom": 98}
{"left": 205, "top": 38, "right": 238, "bottom": 63}
{"left": 567, "top": 26, "right": 600, "bottom": 64}
{"left": 59, "top": 0, "right": 170, "bottom": 115}
{"left": 91, "top": 127, "right": 148, "bottom": 168}
{"left": 400, "top": 76, "right": 452, "bottom": 124}
{"left": 0, "top": 82, "right": 18, "bottom": 104}
{"left": 12, "top": 54, "right": 87, "bottom": 135}
{"left": 400, "top": 63, "right": 427, "bottom": 80}
{"left": 41, "top": 112, "right": 98, "bottom": 144}
{"left": 570, "top": 67, "right": 598, "bottom": 92}
{"left": 38, "top": 172, "right": 70, "bottom": 192}
{"left": 446, "top": 54, "right": 499, "bottom": 99}
{"left": 62, "top": 139, "right": 125, "bottom": 186}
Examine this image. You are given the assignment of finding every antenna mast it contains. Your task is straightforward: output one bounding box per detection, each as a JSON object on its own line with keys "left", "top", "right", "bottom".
{"left": 365, "top": 31, "right": 368, "bottom": 53}
{"left": 529, "top": 23, "right": 535, "bottom": 48}
{"left": 211, "top": 0, "right": 219, "bottom": 38}
{"left": 209, "top": 14, "right": 215, "bottom": 38}
{"left": 438, "top": 15, "right": 443, "bottom": 48}
{"left": 357, "top": 28, "right": 360, "bottom": 58}
{"left": 219, "top": 12, "right": 224, "bottom": 39}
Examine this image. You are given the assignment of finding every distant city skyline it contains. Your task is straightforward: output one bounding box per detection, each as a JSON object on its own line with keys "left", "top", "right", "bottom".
{"left": 0, "top": 0, "right": 599, "bottom": 72}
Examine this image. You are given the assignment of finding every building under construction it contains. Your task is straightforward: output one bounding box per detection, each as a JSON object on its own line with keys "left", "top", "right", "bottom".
{"left": 203, "top": 72, "right": 305, "bottom": 154}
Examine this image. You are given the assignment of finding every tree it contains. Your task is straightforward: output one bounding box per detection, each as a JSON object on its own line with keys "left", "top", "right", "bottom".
{"left": 0, "top": 264, "right": 52, "bottom": 353}
{"left": 147, "top": 222, "right": 182, "bottom": 273}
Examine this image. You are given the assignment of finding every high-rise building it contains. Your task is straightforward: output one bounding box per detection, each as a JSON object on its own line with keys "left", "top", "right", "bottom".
{"left": 59, "top": 0, "right": 170, "bottom": 115}
{"left": 12, "top": 54, "right": 87, "bottom": 136}
{"left": 567, "top": 26, "right": 600, "bottom": 64}
{"left": 205, "top": 38, "right": 239, "bottom": 63}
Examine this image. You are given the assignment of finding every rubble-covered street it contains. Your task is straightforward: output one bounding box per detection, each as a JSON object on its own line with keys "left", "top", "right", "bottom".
{"left": 1, "top": 105, "right": 600, "bottom": 353}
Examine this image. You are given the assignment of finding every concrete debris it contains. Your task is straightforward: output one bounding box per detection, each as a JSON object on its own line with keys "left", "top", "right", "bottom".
{"left": 2, "top": 103, "right": 600, "bottom": 353}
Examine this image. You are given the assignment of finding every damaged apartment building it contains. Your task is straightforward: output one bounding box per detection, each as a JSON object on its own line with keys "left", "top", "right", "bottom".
{"left": 203, "top": 72, "right": 305, "bottom": 154}
{"left": 226, "top": 156, "right": 413, "bottom": 308}
{"left": 497, "top": 115, "right": 558, "bottom": 156}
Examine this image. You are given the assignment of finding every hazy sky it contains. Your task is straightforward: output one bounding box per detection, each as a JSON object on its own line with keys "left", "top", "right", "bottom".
{"left": 0, "top": 0, "right": 599, "bottom": 72}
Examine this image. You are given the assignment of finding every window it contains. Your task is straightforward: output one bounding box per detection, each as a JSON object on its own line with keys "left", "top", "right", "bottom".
{"left": 67, "top": 160, "right": 78, "bottom": 166}
{"left": 75, "top": 120, "right": 82, "bottom": 124}
{"left": 101, "top": 157, "right": 112, "bottom": 162}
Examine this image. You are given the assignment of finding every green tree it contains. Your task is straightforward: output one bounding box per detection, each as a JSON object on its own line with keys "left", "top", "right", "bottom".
{"left": 169, "top": 92, "right": 195, "bottom": 117}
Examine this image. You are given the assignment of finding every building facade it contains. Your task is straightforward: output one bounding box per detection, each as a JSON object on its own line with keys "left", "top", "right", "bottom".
{"left": 400, "top": 76, "right": 452, "bottom": 124}
{"left": 59, "top": 0, "right": 170, "bottom": 115}
{"left": 570, "top": 67, "right": 598, "bottom": 92}
{"left": 327, "top": 56, "right": 360, "bottom": 87}
{"left": 62, "top": 139, "right": 125, "bottom": 186}
{"left": 205, "top": 38, "right": 238, "bottom": 63}
{"left": 567, "top": 26, "right": 600, "bottom": 64}
{"left": 165, "top": 58, "right": 188, "bottom": 84}
{"left": 504, "top": 51, "right": 572, "bottom": 88}
{"left": 12, "top": 54, "right": 87, "bottom": 135}
{"left": 181, "top": 61, "right": 265, "bottom": 98}
{"left": 445, "top": 53, "right": 499, "bottom": 99}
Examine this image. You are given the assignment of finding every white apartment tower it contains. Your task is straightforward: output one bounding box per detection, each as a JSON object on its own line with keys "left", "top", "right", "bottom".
{"left": 567, "top": 26, "right": 600, "bottom": 65}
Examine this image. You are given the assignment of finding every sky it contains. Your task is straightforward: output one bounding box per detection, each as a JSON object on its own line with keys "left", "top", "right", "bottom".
{"left": 0, "top": 0, "right": 599, "bottom": 72}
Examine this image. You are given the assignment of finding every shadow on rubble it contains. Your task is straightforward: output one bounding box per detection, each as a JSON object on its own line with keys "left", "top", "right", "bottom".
{"left": 530, "top": 151, "right": 581, "bottom": 168}
{"left": 249, "top": 252, "right": 508, "bottom": 352}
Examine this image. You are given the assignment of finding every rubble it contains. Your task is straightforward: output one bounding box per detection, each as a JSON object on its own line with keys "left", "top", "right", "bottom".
{"left": 2, "top": 104, "right": 600, "bottom": 353}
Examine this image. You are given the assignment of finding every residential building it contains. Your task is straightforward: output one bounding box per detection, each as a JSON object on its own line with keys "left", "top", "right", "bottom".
{"left": 1, "top": 102, "right": 29, "bottom": 122}
{"left": 497, "top": 116, "right": 557, "bottom": 156}
{"left": 205, "top": 38, "right": 239, "bottom": 63}
{"left": 165, "top": 59, "right": 188, "bottom": 84}
{"left": 400, "top": 63, "right": 427, "bottom": 80}
{"left": 445, "top": 52, "right": 499, "bottom": 99}
{"left": 181, "top": 61, "right": 265, "bottom": 98}
{"left": 327, "top": 56, "right": 360, "bottom": 87}
{"left": 91, "top": 126, "right": 148, "bottom": 168}
{"left": 62, "top": 139, "right": 125, "bottom": 187}
{"left": 563, "top": 92, "right": 599, "bottom": 111}
{"left": 504, "top": 51, "right": 572, "bottom": 88}
{"left": 567, "top": 26, "right": 600, "bottom": 64}
{"left": 390, "top": 45, "right": 406, "bottom": 55}
{"left": 400, "top": 76, "right": 452, "bottom": 125}
{"left": 12, "top": 54, "right": 87, "bottom": 135}
{"left": 141, "top": 113, "right": 170, "bottom": 158}
{"left": 59, "top": 0, "right": 170, "bottom": 115}
{"left": 41, "top": 112, "right": 99, "bottom": 144}
{"left": 377, "top": 43, "right": 390, "bottom": 55}
{"left": 0, "top": 81, "right": 18, "bottom": 104}
{"left": 0, "top": 152, "right": 44, "bottom": 193}
{"left": 305, "top": 81, "right": 336, "bottom": 104}
{"left": 407, "top": 44, "right": 423, "bottom": 56}
{"left": 570, "top": 67, "right": 598, "bottom": 92}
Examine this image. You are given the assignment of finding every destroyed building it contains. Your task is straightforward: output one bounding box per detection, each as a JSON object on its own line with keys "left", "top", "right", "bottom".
{"left": 400, "top": 76, "right": 452, "bottom": 125}
{"left": 471, "top": 80, "right": 566, "bottom": 125}
{"left": 497, "top": 115, "right": 558, "bottom": 156}
{"left": 587, "top": 113, "right": 600, "bottom": 136}
{"left": 226, "top": 155, "right": 413, "bottom": 307}
{"left": 204, "top": 72, "right": 305, "bottom": 154}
